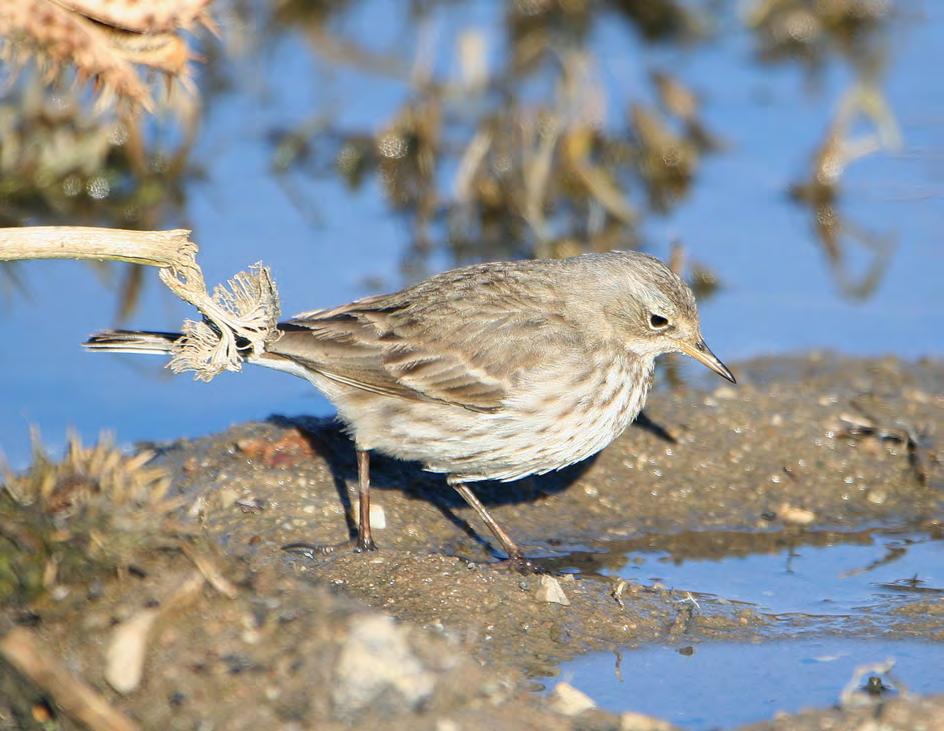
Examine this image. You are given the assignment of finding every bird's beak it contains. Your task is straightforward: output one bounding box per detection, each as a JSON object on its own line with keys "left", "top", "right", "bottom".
{"left": 679, "top": 338, "right": 736, "bottom": 383}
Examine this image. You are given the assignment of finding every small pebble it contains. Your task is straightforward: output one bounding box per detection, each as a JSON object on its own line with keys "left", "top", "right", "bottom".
{"left": 217, "top": 487, "right": 238, "bottom": 509}
{"left": 548, "top": 682, "right": 595, "bottom": 716}
{"left": 866, "top": 489, "right": 887, "bottom": 505}
{"left": 534, "top": 575, "right": 570, "bottom": 606}
{"left": 620, "top": 710, "right": 677, "bottom": 730}
{"left": 370, "top": 503, "right": 387, "bottom": 529}
{"left": 778, "top": 502, "right": 815, "bottom": 526}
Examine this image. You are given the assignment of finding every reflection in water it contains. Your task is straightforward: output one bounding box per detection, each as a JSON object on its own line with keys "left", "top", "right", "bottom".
{"left": 0, "top": 0, "right": 212, "bottom": 319}
{"left": 264, "top": 0, "right": 913, "bottom": 307}
{"left": 746, "top": 0, "right": 893, "bottom": 72}
{"left": 1, "top": 1, "right": 911, "bottom": 307}
{"left": 790, "top": 84, "right": 902, "bottom": 300}
{"left": 548, "top": 527, "right": 943, "bottom": 617}
{"left": 0, "top": 78, "right": 193, "bottom": 228}
{"left": 752, "top": 0, "right": 905, "bottom": 301}
{"left": 268, "top": 1, "right": 718, "bottom": 276}
{"left": 0, "top": 76, "right": 195, "bottom": 318}
{"left": 557, "top": 639, "right": 944, "bottom": 729}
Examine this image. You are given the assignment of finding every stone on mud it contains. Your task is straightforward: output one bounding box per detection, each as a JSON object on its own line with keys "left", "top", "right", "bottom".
{"left": 534, "top": 575, "right": 570, "bottom": 606}
{"left": 332, "top": 614, "right": 436, "bottom": 721}
{"left": 548, "top": 681, "right": 595, "bottom": 716}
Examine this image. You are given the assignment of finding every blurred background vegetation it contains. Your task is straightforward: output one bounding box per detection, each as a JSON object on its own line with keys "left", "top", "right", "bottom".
{"left": 0, "top": 0, "right": 906, "bottom": 312}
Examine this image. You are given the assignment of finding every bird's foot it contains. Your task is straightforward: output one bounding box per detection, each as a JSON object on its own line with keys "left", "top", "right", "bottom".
{"left": 493, "top": 553, "right": 545, "bottom": 575}
{"left": 282, "top": 536, "right": 377, "bottom": 559}
{"left": 355, "top": 535, "right": 378, "bottom": 553}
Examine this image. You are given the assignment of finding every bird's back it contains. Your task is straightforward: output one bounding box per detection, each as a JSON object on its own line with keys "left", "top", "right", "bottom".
{"left": 266, "top": 257, "right": 596, "bottom": 413}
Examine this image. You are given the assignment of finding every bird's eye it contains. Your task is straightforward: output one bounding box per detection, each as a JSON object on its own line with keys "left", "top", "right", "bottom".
{"left": 649, "top": 314, "right": 670, "bottom": 330}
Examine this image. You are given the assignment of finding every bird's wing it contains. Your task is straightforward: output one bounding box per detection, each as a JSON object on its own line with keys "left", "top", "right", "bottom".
{"left": 268, "top": 278, "right": 573, "bottom": 413}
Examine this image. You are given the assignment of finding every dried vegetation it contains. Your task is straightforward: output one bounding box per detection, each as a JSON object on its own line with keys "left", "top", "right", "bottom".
{"left": 0, "top": 0, "right": 214, "bottom": 109}
{"left": 0, "top": 432, "right": 184, "bottom": 607}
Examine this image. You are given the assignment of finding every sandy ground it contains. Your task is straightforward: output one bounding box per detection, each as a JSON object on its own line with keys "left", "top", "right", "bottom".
{"left": 1, "top": 353, "right": 942, "bottom": 730}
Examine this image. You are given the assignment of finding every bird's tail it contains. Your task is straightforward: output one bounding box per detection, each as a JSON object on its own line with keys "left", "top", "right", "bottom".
{"left": 83, "top": 330, "right": 182, "bottom": 356}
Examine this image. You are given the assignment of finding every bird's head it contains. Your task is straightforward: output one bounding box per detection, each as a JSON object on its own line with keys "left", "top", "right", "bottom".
{"left": 590, "top": 251, "right": 735, "bottom": 383}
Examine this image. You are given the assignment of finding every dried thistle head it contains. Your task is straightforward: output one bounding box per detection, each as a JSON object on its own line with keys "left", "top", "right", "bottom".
{"left": 0, "top": 430, "right": 183, "bottom": 605}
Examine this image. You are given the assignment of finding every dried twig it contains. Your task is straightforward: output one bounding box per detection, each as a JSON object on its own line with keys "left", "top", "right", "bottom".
{"left": 1, "top": 626, "right": 139, "bottom": 731}
{"left": 0, "top": 226, "right": 281, "bottom": 381}
{"left": 0, "top": 226, "right": 194, "bottom": 267}
{"left": 181, "top": 544, "right": 238, "bottom": 598}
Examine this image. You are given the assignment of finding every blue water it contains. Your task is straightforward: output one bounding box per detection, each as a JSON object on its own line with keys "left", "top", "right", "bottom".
{"left": 607, "top": 533, "right": 944, "bottom": 617}
{"left": 2, "top": 2, "right": 943, "bottom": 465}
{"left": 557, "top": 638, "right": 944, "bottom": 729}
{"left": 546, "top": 531, "right": 944, "bottom": 726}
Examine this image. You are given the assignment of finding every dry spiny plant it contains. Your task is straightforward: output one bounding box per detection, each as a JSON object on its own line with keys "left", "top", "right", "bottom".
{"left": 0, "top": 431, "right": 187, "bottom": 606}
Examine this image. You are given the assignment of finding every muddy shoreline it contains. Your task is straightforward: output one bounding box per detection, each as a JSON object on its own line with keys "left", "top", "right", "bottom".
{"left": 2, "top": 353, "right": 942, "bottom": 730}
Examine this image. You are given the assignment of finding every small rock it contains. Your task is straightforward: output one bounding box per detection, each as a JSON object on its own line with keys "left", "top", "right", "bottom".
{"left": 866, "top": 489, "right": 887, "bottom": 505}
{"left": 370, "top": 503, "right": 387, "bottom": 529}
{"left": 106, "top": 608, "right": 159, "bottom": 694}
{"left": 713, "top": 385, "right": 737, "bottom": 400}
{"left": 777, "top": 502, "right": 815, "bottom": 526}
{"left": 332, "top": 614, "right": 435, "bottom": 721}
{"left": 548, "top": 682, "right": 595, "bottom": 716}
{"left": 236, "top": 497, "right": 266, "bottom": 513}
{"left": 534, "top": 575, "right": 570, "bottom": 606}
{"left": 620, "top": 710, "right": 679, "bottom": 730}
{"left": 217, "top": 487, "right": 238, "bottom": 510}
{"left": 187, "top": 495, "right": 207, "bottom": 520}
{"left": 235, "top": 430, "right": 314, "bottom": 468}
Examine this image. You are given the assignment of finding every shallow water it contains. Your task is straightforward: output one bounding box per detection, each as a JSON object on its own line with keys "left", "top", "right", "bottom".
{"left": 547, "top": 529, "right": 944, "bottom": 726}
{"left": 608, "top": 531, "right": 944, "bottom": 617}
{"left": 556, "top": 638, "right": 944, "bottom": 729}
{"left": 2, "top": 2, "right": 942, "bottom": 466}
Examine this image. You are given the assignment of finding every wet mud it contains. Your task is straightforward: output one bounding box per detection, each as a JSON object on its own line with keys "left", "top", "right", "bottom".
{"left": 1, "top": 354, "right": 942, "bottom": 729}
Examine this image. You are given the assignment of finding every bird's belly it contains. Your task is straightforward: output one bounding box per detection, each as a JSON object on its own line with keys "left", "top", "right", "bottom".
{"left": 347, "top": 356, "right": 653, "bottom": 482}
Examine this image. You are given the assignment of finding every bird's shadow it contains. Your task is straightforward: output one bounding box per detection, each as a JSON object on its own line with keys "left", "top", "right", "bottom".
{"left": 268, "top": 409, "right": 674, "bottom": 551}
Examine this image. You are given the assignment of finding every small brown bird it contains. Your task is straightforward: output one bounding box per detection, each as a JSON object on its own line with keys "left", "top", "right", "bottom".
{"left": 85, "top": 251, "right": 734, "bottom": 562}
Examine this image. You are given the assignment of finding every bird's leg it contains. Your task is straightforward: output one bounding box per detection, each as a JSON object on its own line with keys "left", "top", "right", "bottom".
{"left": 282, "top": 448, "right": 377, "bottom": 558}
{"left": 450, "top": 481, "right": 526, "bottom": 562}
{"left": 354, "top": 448, "right": 376, "bottom": 552}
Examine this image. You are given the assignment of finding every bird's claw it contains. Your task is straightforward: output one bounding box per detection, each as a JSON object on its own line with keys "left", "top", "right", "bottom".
{"left": 495, "top": 554, "right": 545, "bottom": 575}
